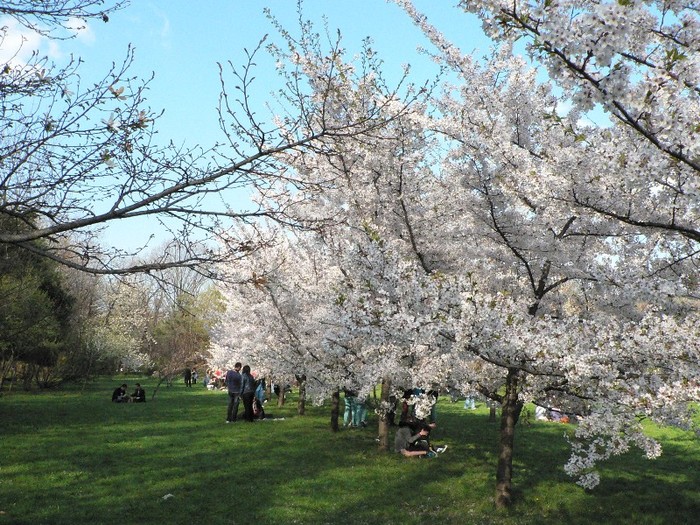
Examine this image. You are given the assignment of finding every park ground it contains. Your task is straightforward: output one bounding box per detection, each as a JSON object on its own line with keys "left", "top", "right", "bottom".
{"left": 1, "top": 377, "right": 699, "bottom": 525}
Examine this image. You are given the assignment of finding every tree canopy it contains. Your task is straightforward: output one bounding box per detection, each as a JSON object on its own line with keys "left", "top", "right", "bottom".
{"left": 212, "top": 0, "right": 700, "bottom": 508}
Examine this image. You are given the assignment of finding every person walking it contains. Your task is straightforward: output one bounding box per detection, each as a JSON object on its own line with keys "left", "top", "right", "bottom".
{"left": 225, "top": 362, "right": 242, "bottom": 423}
{"left": 239, "top": 365, "right": 257, "bottom": 422}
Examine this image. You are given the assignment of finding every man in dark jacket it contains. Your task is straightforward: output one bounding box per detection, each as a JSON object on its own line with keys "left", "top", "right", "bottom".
{"left": 131, "top": 383, "right": 146, "bottom": 402}
{"left": 112, "top": 384, "right": 129, "bottom": 403}
{"left": 225, "top": 362, "right": 242, "bottom": 423}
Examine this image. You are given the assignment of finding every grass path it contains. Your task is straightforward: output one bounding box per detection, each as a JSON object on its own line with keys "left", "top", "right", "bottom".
{"left": 1, "top": 378, "right": 699, "bottom": 524}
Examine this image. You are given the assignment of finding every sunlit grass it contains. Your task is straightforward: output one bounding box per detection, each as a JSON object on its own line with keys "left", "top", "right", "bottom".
{"left": 1, "top": 379, "right": 699, "bottom": 524}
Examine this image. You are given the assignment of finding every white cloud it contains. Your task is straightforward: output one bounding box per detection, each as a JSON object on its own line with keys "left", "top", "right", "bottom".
{"left": 0, "top": 15, "right": 96, "bottom": 67}
{"left": 0, "top": 17, "right": 45, "bottom": 66}
{"left": 67, "top": 17, "right": 96, "bottom": 45}
{"left": 148, "top": 6, "right": 171, "bottom": 50}
{"left": 159, "top": 15, "right": 171, "bottom": 41}
{"left": 47, "top": 40, "right": 62, "bottom": 60}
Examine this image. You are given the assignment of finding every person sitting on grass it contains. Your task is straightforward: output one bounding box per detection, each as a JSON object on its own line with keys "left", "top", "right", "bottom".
{"left": 394, "top": 421, "right": 446, "bottom": 458}
{"left": 112, "top": 383, "right": 130, "bottom": 403}
{"left": 131, "top": 383, "right": 146, "bottom": 403}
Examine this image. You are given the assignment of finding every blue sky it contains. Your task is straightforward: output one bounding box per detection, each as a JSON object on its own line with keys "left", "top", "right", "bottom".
{"left": 53, "top": 0, "right": 493, "bottom": 149}
{"left": 3, "top": 1, "right": 495, "bottom": 252}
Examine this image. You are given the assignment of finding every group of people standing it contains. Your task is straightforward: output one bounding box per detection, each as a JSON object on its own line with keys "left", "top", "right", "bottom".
{"left": 225, "top": 362, "right": 264, "bottom": 423}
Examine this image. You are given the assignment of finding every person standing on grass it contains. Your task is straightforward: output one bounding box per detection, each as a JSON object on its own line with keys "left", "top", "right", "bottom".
{"left": 343, "top": 389, "right": 356, "bottom": 427}
{"left": 255, "top": 376, "right": 266, "bottom": 404}
{"left": 184, "top": 367, "right": 192, "bottom": 387}
{"left": 192, "top": 368, "right": 198, "bottom": 384}
{"left": 239, "top": 365, "right": 257, "bottom": 422}
{"left": 225, "top": 362, "right": 242, "bottom": 423}
{"left": 353, "top": 396, "right": 368, "bottom": 428}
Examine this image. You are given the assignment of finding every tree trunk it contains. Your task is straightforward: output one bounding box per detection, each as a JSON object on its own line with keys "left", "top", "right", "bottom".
{"left": 23, "top": 363, "right": 35, "bottom": 391}
{"left": 80, "top": 351, "right": 95, "bottom": 393}
{"left": 36, "top": 366, "right": 54, "bottom": 389}
{"left": 489, "top": 405, "right": 497, "bottom": 422}
{"left": 495, "top": 368, "right": 523, "bottom": 508}
{"left": 8, "top": 363, "right": 17, "bottom": 392}
{"left": 377, "top": 377, "right": 391, "bottom": 451}
{"left": 277, "top": 385, "right": 286, "bottom": 407}
{"left": 297, "top": 375, "right": 306, "bottom": 415}
{"left": 0, "top": 353, "right": 15, "bottom": 391}
{"left": 330, "top": 388, "right": 340, "bottom": 432}
{"left": 152, "top": 376, "right": 169, "bottom": 400}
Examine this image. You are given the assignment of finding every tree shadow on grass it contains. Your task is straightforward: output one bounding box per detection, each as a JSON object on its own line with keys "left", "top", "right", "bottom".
{"left": 2, "top": 386, "right": 699, "bottom": 525}
{"left": 456, "top": 406, "right": 700, "bottom": 525}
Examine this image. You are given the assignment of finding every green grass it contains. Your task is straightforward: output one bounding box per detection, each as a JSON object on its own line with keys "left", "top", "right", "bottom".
{"left": 1, "top": 379, "right": 699, "bottom": 525}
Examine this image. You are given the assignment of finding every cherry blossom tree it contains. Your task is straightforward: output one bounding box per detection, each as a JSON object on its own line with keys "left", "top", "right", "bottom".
{"left": 457, "top": 0, "right": 700, "bottom": 263}
{"left": 392, "top": 0, "right": 700, "bottom": 505}
{"left": 210, "top": 1, "right": 700, "bottom": 509}
{"left": 213, "top": 230, "right": 348, "bottom": 401}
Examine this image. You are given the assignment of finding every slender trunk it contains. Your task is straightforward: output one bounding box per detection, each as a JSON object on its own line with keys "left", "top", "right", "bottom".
{"left": 377, "top": 378, "right": 391, "bottom": 451}
{"left": 23, "top": 363, "right": 35, "bottom": 391}
{"left": 81, "top": 350, "right": 95, "bottom": 393}
{"left": 81, "top": 362, "right": 92, "bottom": 393}
{"left": 489, "top": 404, "right": 497, "bottom": 422}
{"left": 495, "top": 368, "right": 523, "bottom": 508}
{"left": 297, "top": 375, "right": 306, "bottom": 415}
{"left": 8, "top": 363, "right": 16, "bottom": 392}
{"left": 36, "top": 366, "right": 53, "bottom": 389}
{"left": 265, "top": 379, "right": 272, "bottom": 401}
{"left": 330, "top": 388, "right": 340, "bottom": 432}
{"left": 277, "top": 386, "right": 286, "bottom": 407}
{"left": 152, "top": 376, "right": 168, "bottom": 400}
{"left": 0, "top": 353, "right": 15, "bottom": 391}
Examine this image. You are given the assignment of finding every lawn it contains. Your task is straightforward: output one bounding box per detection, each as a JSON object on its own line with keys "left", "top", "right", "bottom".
{"left": 1, "top": 378, "right": 699, "bottom": 525}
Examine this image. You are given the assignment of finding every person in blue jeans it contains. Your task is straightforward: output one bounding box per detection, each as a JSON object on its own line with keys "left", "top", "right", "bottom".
{"left": 343, "top": 389, "right": 356, "bottom": 427}
{"left": 353, "top": 396, "right": 368, "bottom": 427}
{"left": 464, "top": 396, "right": 476, "bottom": 410}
